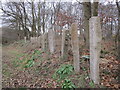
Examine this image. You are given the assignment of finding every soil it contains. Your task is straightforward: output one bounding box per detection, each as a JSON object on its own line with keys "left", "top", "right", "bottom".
{"left": 2, "top": 40, "right": 120, "bottom": 88}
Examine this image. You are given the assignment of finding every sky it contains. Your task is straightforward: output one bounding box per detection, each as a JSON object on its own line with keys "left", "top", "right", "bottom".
{"left": 0, "top": 0, "right": 120, "bottom": 27}
{"left": 0, "top": 0, "right": 119, "bottom": 3}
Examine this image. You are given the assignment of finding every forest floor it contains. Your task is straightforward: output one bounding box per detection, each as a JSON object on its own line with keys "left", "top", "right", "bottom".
{"left": 2, "top": 40, "right": 120, "bottom": 88}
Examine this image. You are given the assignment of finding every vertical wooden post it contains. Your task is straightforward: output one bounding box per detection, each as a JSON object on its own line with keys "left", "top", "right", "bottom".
{"left": 42, "top": 34, "right": 45, "bottom": 50}
{"left": 45, "top": 33, "right": 48, "bottom": 50}
{"left": 71, "top": 23, "right": 80, "bottom": 73}
{"left": 61, "top": 29, "right": 66, "bottom": 58}
{"left": 38, "top": 36, "right": 42, "bottom": 47}
{"left": 48, "top": 29, "right": 55, "bottom": 54}
{"left": 89, "top": 16, "right": 102, "bottom": 84}
{"left": 41, "top": 33, "right": 48, "bottom": 51}
{"left": 35, "top": 37, "right": 39, "bottom": 47}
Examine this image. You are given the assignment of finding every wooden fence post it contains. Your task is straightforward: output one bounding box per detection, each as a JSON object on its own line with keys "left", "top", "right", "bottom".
{"left": 71, "top": 23, "right": 80, "bottom": 73}
{"left": 89, "top": 16, "right": 102, "bottom": 84}
{"left": 48, "top": 29, "right": 55, "bottom": 54}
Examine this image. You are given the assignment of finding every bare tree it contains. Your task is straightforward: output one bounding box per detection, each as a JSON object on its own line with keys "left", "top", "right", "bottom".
{"left": 116, "top": 0, "right": 120, "bottom": 60}
{"left": 31, "top": 1, "right": 36, "bottom": 37}
{"left": 83, "top": 1, "right": 91, "bottom": 48}
{"left": 37, "top": 1, "right": 41, "bottom": 36}
{"left": 92, "top": 0, "right": 98, "bottom": 16}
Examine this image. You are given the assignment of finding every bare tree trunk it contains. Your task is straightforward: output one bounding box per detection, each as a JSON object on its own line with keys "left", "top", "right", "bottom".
{"left": 42, "top": 1, "right": 45, "bottom": 34}
{"left": 89, "top": 17, "right": 102, "bottom": 84}
{"left": 61, "top": 29, "right": 70, "bottom": 60}
{"left": 83, "top": 1, "right": 91, "bottom": 49}
{"left": 37, "top": 2, "right": 41, "bottom": 37}
{"left": 31, "top": 1, "right": 36, "bottom": 37}
{"left": 22, "top": 2, "right": 30, "bottom": 40}
{"left": 110, "top": 20, "right": 113, "bottom": 39}
{"left": 92, "top": 1, "right": 98, "bottom": 16}
{"left": 116, "top": 0, "right": 120, "bottom": 60}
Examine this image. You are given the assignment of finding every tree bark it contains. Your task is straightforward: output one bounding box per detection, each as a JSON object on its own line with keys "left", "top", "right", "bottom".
{"left": 61, "top": 29, "right": 70, "bottom": 60}
{"left": 83, "top": 1, "right": 91, "bottom": 49}
{"left": 31, "top": 1, "right": 36, "bottom": 37}
{"left": 37, "top": 2, "right": 41, "bottom": 37}
{"left": 92, "top": 0, "right": 98, "bottom": 16}
{"left": 116, "top": 0, "right": 120, "bottom": 60}
{"left": 42, "top": 1, "right": 45, "bottom": 34}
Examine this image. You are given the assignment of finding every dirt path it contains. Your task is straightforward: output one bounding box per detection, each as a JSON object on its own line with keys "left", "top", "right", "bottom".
{"left": 2, "top": 45, "right": 24, "bottom": 88}
{"left": 2, "top": 43, "right": 58, "bottom": 88}
{"left": 2, "top": 45, "right": 23, "bottom": 66}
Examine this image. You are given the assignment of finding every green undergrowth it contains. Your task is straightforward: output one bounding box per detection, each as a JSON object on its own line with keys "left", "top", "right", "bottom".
{"left": 12, "top": 49, "right": 43, "bottom": 70}
{"left": 52, "top": 64, "right": 76, "bottom": 88}
{"left": 3, "top": 41, "right": 105, "bottom": 88}
{"left": 53, "top": 64, "right": 74, "bottom": 80}
{"left": 52, "top": 63, "right": 98, "bottom": 88}
{"left": 2, "top": 64, "right": 12, "bottom": 77}
{"left": 62, "top": 79, "right": 76, "bottom": 88}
